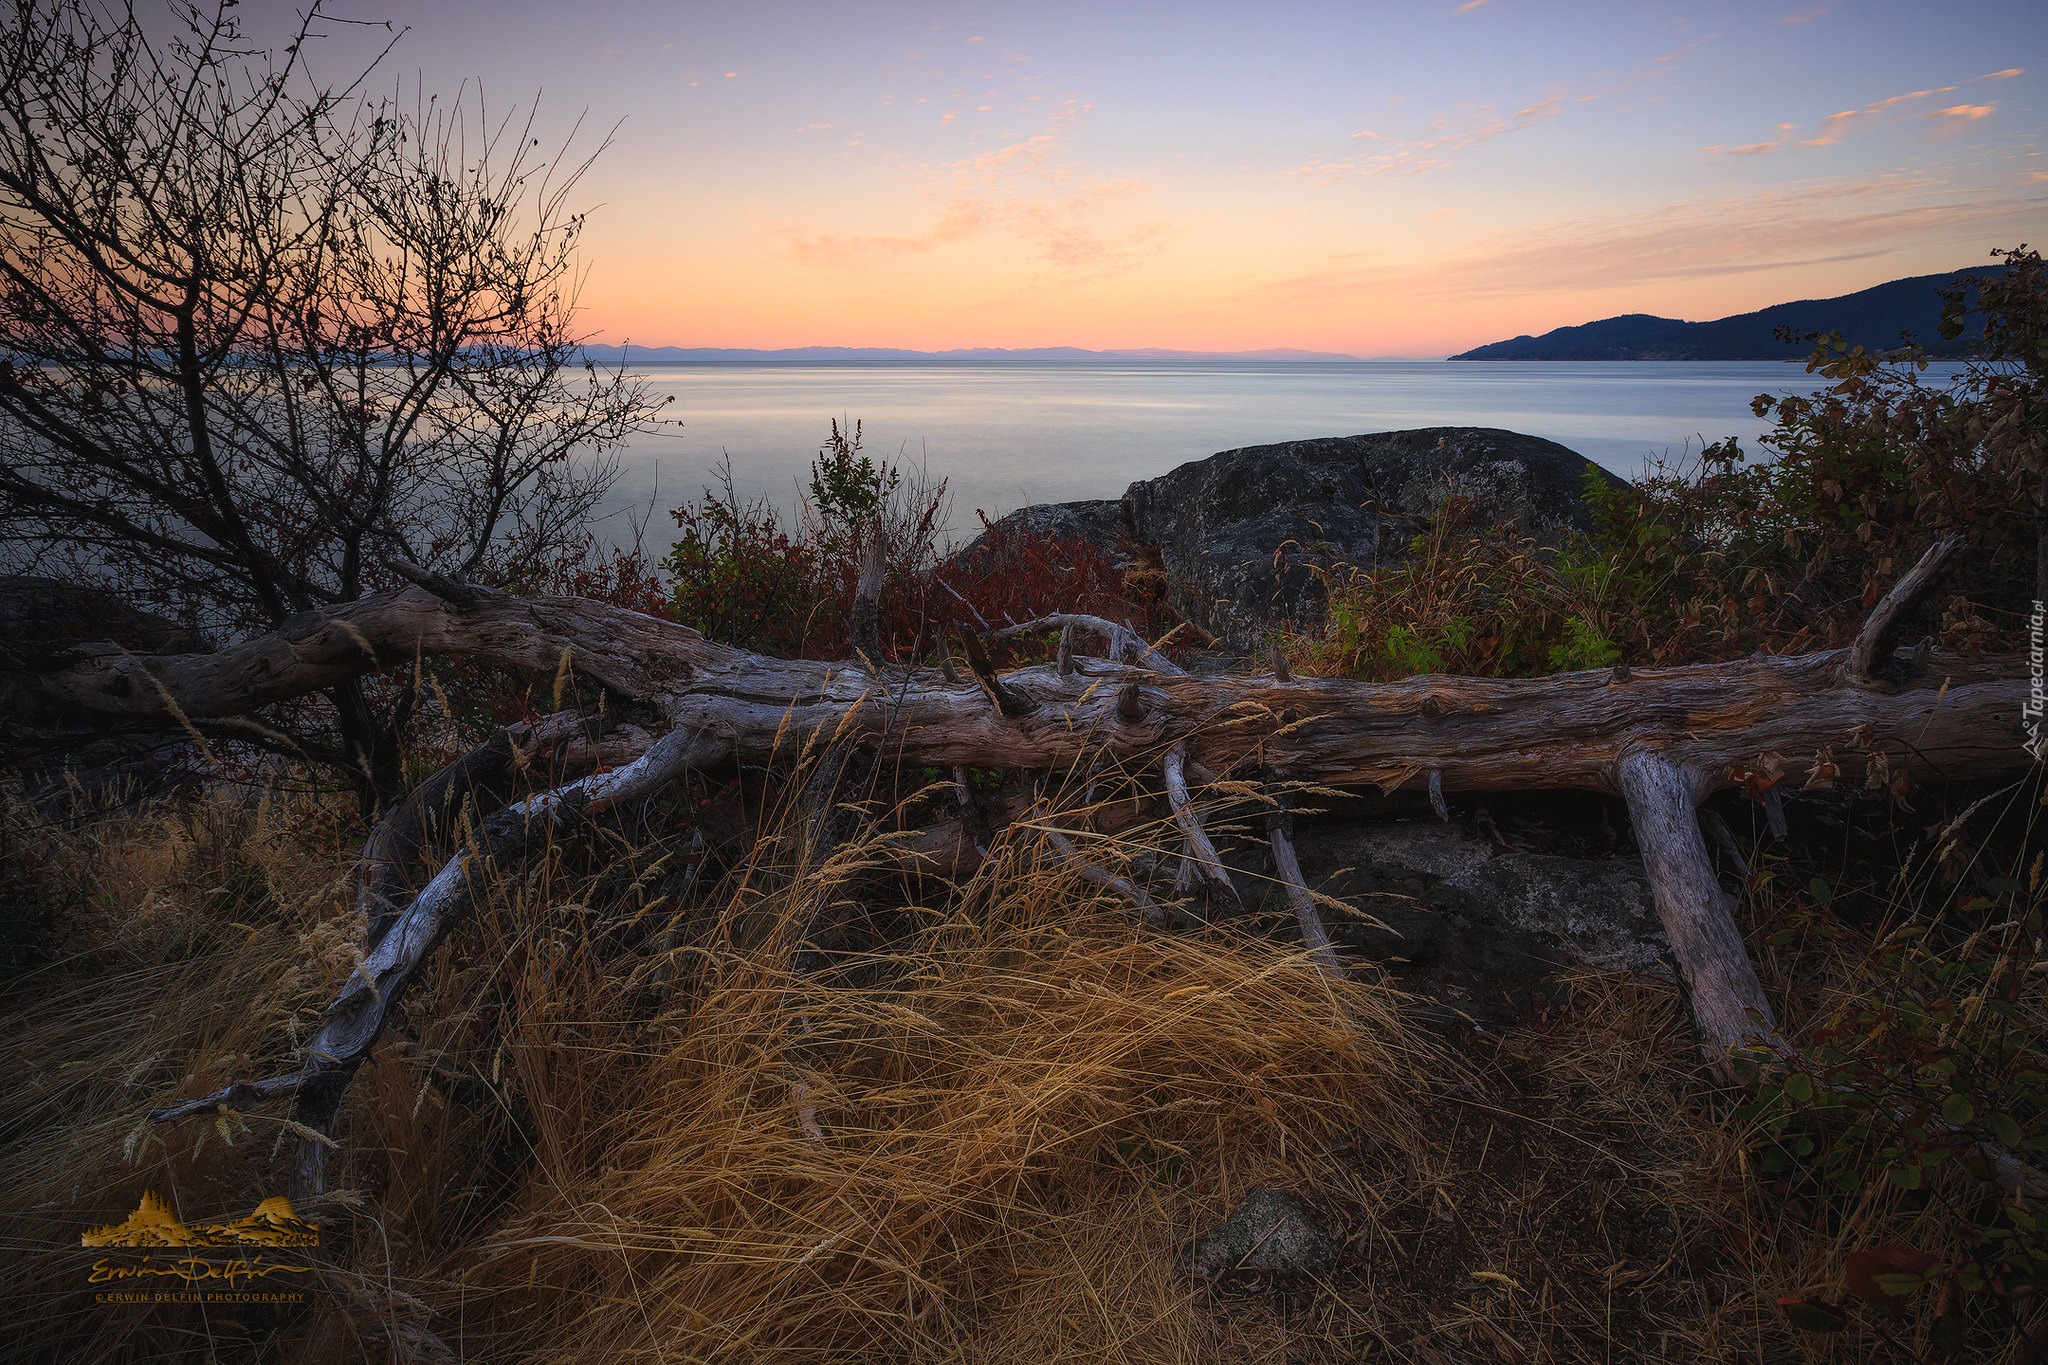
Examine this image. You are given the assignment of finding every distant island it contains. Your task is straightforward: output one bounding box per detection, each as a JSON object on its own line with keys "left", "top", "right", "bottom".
{"left": 575, "top": 344, "right": 1372, "bottom": 363}
{"left": 1449, "top": 266, "right": 2003, "bottom": 362}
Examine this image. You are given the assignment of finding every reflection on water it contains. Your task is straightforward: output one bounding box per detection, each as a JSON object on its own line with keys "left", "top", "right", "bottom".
{"left": 593, "top": 360, "right": 1955, "bottom": 554}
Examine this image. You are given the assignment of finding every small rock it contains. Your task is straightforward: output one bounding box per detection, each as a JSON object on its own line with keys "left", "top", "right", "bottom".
{"left": 1178, "top": 1187, "right": 1333, "bottom": 1280}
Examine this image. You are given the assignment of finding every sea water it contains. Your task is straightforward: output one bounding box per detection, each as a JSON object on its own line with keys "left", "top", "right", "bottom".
{"left": 594, "top": 359, "right": 1963, "bottom": 554}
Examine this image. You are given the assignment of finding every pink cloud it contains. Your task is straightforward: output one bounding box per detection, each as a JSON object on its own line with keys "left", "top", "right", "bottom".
{"left": 1924, "top": 103, "right": 1995, "bottom": 121}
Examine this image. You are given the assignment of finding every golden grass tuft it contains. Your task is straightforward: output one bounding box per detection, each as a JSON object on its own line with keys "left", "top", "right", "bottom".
{"left": 0, "top": 784, "right": 1431, "bottom": 1363}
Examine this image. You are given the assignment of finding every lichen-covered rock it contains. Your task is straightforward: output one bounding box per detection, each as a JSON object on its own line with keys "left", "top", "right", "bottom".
{"left": 1177, "top": 1187, "right": 1332, "bottom": 1280}
{"left": 952, "top": 498, "right": 1130, "bottom": 567}
{"left": 1121, "top": 428, "right": 1606, "bottom": 649}
{"left": 1291, "top": 820, "right": 1668, "bottom": 973}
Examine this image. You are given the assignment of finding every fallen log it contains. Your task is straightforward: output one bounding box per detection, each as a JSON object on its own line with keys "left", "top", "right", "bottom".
{"left": 32, "top": 557, "right": 2025, "bottom": 1090}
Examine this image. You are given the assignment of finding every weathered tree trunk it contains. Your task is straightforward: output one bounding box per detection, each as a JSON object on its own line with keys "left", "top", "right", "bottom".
{"left": 31, "top": 583, "right": 2024, "bottom": 799}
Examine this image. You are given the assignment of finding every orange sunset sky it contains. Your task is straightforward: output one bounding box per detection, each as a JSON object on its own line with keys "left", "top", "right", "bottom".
{"left": 270, "top": 0, "right": 2042, "bottom": 356}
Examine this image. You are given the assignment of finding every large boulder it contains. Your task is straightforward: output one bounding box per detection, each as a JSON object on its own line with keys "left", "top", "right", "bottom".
{"left": 954, "top": 429, "right": 1609, "bottom": 652}
{"left": 1122, "top": 428, "right": 1606, "bottom": 650}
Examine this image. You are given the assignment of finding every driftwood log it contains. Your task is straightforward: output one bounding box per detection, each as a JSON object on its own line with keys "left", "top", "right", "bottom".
{"left": 19, "top": 543, "right": 2030, "bottom": 1191}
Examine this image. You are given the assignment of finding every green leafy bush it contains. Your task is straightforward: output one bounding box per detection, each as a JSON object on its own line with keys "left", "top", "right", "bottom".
{"left": 1737, "top": 849, "right": 2048, "bottom": 1354}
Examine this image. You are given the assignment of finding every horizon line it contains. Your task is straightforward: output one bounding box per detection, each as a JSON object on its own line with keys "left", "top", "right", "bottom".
{"left": 575, "top": 343, "right": 1455, "bottom": 362}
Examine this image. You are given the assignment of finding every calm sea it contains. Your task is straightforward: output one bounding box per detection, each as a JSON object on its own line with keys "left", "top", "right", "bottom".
{"left": 594, "top": 359, "right": 1954, "bottom": 554}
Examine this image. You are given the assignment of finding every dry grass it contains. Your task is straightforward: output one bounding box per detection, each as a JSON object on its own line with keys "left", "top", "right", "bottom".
{"left": 0, "top": 783, "right": 1426, "bottom": 1363}
{"left": 4, "top": 775, "right": 2040, "bottom": 1363}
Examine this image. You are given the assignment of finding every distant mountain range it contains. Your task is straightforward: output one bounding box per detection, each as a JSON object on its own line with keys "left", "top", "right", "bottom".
{"left": 1449, "top": 266, "right": 2005, "bottom": 362}
{"left": 575, "top": 344, "right": 1367, "bottom": 363}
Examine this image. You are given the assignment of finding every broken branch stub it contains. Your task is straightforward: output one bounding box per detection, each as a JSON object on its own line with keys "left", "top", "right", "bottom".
{"left": 1842, "top": 533, "right": 1964, "bottom": 684}
{"left": 1264, "top": 787, "right": 1342, "bottom": 978}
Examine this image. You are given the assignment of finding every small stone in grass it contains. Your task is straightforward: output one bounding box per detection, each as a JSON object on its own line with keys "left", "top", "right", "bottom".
{"left": 1177, "top": 1187, "right": 1333, "bottom": 1280}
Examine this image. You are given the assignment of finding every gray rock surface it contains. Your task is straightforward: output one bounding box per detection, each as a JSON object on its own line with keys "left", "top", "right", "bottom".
{"left": 1122, "top": 428, "right": 1606, "bottom": 649}
{"left": 948, "top": 429, "right": 1609, "bottom": 651}
{"left": 955, "top": 498, "right": 1130, "bottom": 566}
{"left": 1178, "top": 1187, "right": 1333, "bottom": 1280}
{"left": 1288, "top": 820, "right": 1668, "bottom": 974}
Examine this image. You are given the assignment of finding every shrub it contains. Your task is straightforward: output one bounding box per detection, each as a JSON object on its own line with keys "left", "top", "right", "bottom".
{"left": 1289, "top": 493, "right": 1622, "bottom": 681}
{"left": 1735, "top": 804, "right": 2048, "bottom": 1356}
{"left": 663, "top": 459, "right": 828, "bottom": 656}
{"left": 661, "top": 421, "right": 1173, "bottom": 666}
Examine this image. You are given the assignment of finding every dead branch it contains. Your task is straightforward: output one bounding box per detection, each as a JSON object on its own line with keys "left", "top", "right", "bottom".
{"left": 154, "top": 726, "right": 727, "bottom": 1200}
{"left": 1163, "top": 741, "right": 1246, "bottom": 917}
{"left": 1617, "top": 750, "right": 1788, "bottom": 1062}
{"left": 1034, "top": 805, "right": 1166, "bottom": 927}
{"left": 988, "top": 613, "right": 1187, "bottom": 675}
{"left": 1842, "top": 533, "right": 1964, "bottom": 684}
{"left": 1264, "top": 788, "right": 1343, "bottom": 978}
{"left": 357, "top": 709, "right": 593, "bottom": 948}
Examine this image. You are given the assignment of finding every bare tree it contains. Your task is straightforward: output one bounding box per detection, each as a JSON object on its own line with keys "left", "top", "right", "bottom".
{"left": 0, "top": 0, "right": 666, "bottom": 803}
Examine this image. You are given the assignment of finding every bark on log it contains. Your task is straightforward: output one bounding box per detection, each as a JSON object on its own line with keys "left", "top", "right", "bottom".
{"left": 33, "top": 586, "right": 2022, "bottom": 802}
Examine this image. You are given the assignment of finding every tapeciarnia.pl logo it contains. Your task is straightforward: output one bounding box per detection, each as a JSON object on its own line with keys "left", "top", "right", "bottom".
{"left": 2027, "top": 600, "right": 2047, "bottom": 762}
{"left": 81, "top": 1191, "right": 316, "bottom": 1304}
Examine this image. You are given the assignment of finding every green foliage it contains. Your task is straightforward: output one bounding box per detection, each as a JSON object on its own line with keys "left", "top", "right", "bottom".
{"left": 1736, "top": 860, "right": 2048, "bottom": 1348}
{"left": 1296, "top": 494, "right": 1623, "bottom": 681}
{"left": 806, "top": 419, "right": 899, "bottom": 556}
{"left": 662, "top": 459, "right": 827, "bottom": 656}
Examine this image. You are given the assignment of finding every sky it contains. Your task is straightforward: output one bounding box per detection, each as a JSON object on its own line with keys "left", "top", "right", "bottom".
{"left": 263, "top": 0, "right": 2043, "bottom": 356}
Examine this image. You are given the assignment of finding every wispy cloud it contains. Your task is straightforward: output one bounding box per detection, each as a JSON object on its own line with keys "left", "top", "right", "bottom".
{"left": 1780, "top": 1, "right": 1838, "bottom": 24}
{"left": 1235, "top": 176, "right": 2036, "bottom": 309}
{"left": 1285, "top": 95, "right": 1565, "bottom": 184}
{"left": 1454, "top": 1, "right": 1490, "bottom": 13}
{"left": 1704, "top": 70, "right": 2019, "bottom": 157}
{"left": 775, "top": 101, "right": 1173, "bottom": 277}
{"left": 1420, "top": 180, "right": 2034, "bottom": 295}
